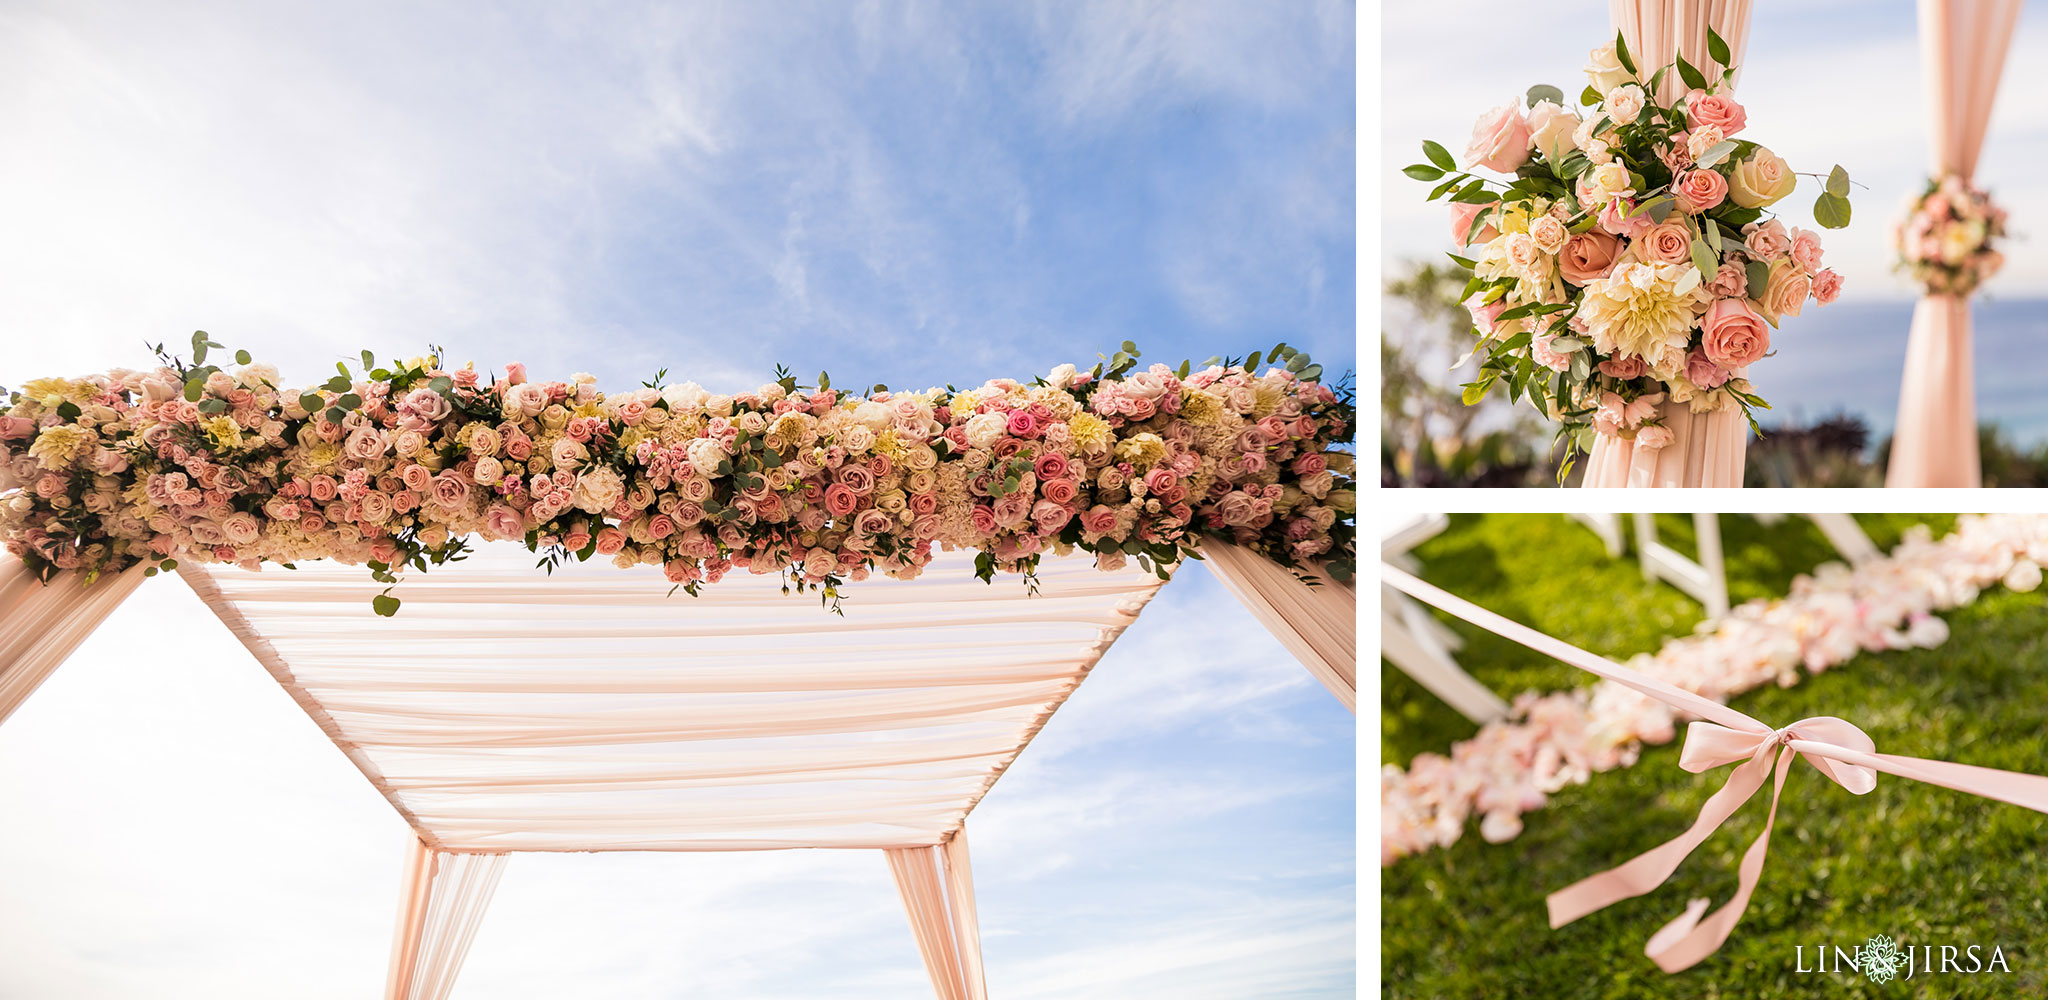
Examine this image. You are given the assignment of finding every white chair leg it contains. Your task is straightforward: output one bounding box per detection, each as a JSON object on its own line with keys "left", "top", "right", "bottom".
{"left": 1381, "top": 591, "right": 1508, "bottom": 724}
{"left": 1569, "top": 513, "right": 1626, "bottom": 558}
{"left": 1807, "top": 513, "right": 1880, "bottom": 565}
{"left": 1633, "top": 513, "right": 1730, "bottom": 620}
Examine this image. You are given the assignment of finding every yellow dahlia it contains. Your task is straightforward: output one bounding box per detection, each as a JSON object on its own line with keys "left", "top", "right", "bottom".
{"left": 1578, "top": 262, "right": 1706, "bottom": 370}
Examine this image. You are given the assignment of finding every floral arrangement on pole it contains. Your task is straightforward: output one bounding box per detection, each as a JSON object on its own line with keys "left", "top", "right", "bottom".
{"left": 1404, "top": 30, "right": 1853, "bottom": 479}
{"left": 1894, "top": 175, "right": 2007, "bottom": 296}
{"left": 0, "top": 335, "right": 1354, "bottom": 615}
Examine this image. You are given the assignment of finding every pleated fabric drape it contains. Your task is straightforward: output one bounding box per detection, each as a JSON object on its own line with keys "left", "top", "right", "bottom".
{"left": 384, "top": 837, "right": 508, "bottom": 1000}
{"left": 885, "top": 828, "right": 988, "bottom": 1000}
{"left": 1202, "top": 543, "right": 1355, "bottom": 712}
{"left": 0, "top": 555, "right": 147, "bottom": 725}
{"left": 1885, "top": 0, "right": 2022, "bottom": 488}
{"left": 1582, "top": 0, "right": 1755, "bottom": 488}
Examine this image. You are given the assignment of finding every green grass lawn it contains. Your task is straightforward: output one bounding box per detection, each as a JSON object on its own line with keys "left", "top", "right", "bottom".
{"left": 1382, "top": 514, "right": 2048, "bottom": 998}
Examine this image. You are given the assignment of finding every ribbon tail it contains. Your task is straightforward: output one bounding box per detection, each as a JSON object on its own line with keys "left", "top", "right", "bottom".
{"left": 1644, "top": 746, "right": 1797, "bottom": 973}
{"left": 1546, "top": 743, "right": 1775, "bottom": 929}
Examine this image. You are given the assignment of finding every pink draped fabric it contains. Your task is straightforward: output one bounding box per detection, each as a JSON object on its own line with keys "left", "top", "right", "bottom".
{"left": 1885, "top": 0, "right": 2022, "bottom": 488}
{"left": 1583, "top": 0, "right": 1755, "bottom": 488}
{"left": 1203, "top": 543, "right": 1355, "bottom": 711}
{"left": 886, "top": 830, "right": 987, "bottom": 1000}
{"left": 0, "top": 556, "right": 146, "bottom": 725}
{"left": 384, "top": 837, "right": 508, "bottom": 1000}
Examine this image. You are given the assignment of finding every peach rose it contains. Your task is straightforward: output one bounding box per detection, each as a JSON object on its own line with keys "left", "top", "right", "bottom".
{"left": 1640, "top": 221, "right": 1695, "bottom": 265}
{"left": 1729, "top": 148, "right": 1796, "bottom": 208}
{"left": 1812, "top": 268, "right": 1845, "bottom": 304}
{"left": 1465, "top": 103, "right": 1531, "bottom": 173}
{"left": 1683, "top": 90, "right": 1747, "bottom": 135}
{"left": 1597, "top": 355, "right": 1648, "bottom": 379}
{"left": 1528, "top": 215, "right": 1568, "bottom": 254}
{"left": 1673, "top": 169, "right": 1728, "bottom": 213}
{"left": 1743, "top": 219, "right": 1791, "bottom": 261}
{"left": 1789, "top": 227, "right": 1825, "bottom": 272}
{"left": 1684, "top": 125, "right": 1726, "bottom": 162}
{"left": 1702, "top": 298, "right": 1771, "bottom": 369}
{"left": 1558, "top": 230, "right": 1622, "bottom": 285}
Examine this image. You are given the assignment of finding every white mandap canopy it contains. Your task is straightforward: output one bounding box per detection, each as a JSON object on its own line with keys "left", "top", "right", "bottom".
{"left": 0, "top": 544, "right": 1352, "bottom": 999}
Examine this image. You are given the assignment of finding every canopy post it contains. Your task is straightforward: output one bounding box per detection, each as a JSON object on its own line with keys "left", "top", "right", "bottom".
{"left": 383, "top": 837, "right": 506, "bottom": 1000}
{"left": 886, "top": 829, "right": 987, "bottom": 1000}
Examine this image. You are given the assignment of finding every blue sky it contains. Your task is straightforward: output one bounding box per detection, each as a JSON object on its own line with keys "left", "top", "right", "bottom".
{"left": 0, "top": 1, "right": 1355, "bottom": 998}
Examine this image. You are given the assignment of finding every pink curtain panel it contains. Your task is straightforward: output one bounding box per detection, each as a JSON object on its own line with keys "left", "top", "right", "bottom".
{"left": 1885, "top": 0, "right": 2022, "bottom": 488}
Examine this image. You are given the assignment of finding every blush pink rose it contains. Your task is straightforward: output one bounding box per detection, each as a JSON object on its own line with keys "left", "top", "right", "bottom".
{"left": 1673, "top": 169, "right": 1728, "bottom": 213}
{"left": 1529, "top": 333, "right": 1572, "bottom": 372}
{"left": 1702, "top": 298, "right": 1771, "bottom": 370}
{"left": 1449, "top": 201, "right": 1501, "bottom": 245}
{"left": 1079, "top": 504, "right": 1119, "bottom": 535}
{"left": 1812, "top": 268, "right": 1845, "bottom": 304}
{"left": 1640, "top": 221, "right": 1695, "bottom": 265}
{"left": 1597, "top": 197, "right": 1651, "bottom": 239}
{"left": 1684, "top": 349, "right": 1732, "bottom": 389}
{"left": 1706, "top": 262, "right": 1748, "bottom": 299}
{"left": 1465, "top": 103, "right": 1532, "bottom": 172}
{"left": 1683, "top": 89, "right": 1747, "bottom": 135}
{"left": 1636, "top": 423, "right": 1676, "bottom": 449}
{"left": 1558, "top": 230, "right": 1622, "bottom": 285}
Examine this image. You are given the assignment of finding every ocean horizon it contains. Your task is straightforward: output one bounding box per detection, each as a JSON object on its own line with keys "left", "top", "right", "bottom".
{"left": 1756, "top": 297, "right": 2048, "bottom": 447}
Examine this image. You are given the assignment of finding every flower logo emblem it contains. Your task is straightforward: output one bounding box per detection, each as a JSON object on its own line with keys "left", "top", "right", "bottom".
{"left": 1862, "top": 934, "right": 1907, "bottom": 984}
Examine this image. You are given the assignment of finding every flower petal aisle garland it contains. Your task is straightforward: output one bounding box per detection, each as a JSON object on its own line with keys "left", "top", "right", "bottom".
{"left": 1381, "top": 514, "right": 2048, "bottom": 865}
{"left": 1895, "top": 174, "right": 2007, "bottom": 296}
{"left": 0, "top": 337, "right": 1355, "bottom": 614}
{"left": 1404, "top": 31, "right": 1853, "bottom": 478}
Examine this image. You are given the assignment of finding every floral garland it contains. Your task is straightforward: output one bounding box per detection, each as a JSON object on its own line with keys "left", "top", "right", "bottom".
{"left": 1894, "top": 174, "right": 2007, "bottom": 296}
{"left": 0, "top": 336, "right": 1355, "bottom": 614}
{"left": 1404, "top": 31, "right": 1852, "bottom": 477}
{"left": 1381, "top": 514, "right": 2048, "bottom": 865}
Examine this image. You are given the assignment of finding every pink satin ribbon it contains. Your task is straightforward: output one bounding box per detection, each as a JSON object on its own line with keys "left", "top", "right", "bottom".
{"left": 1381, "top": 563, "right": 2048, "bottom": 973}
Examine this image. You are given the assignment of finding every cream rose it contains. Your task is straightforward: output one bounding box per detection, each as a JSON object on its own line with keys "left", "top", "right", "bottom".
{"left": 1729, "top": 149, "right": 1796, "bottom": 208}
{"left": 1603, "top": 84, "right": 1646, "bottom": 123}
{"left": 1526, "top": 101, "right": 1580, "bottom": 161}
{"left": 1585, "top": 41, "right": 1635, "bottom": 92}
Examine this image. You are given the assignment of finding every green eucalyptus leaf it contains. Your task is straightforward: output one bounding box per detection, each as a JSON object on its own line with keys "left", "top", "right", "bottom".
{"left": 1814, "top": 191, "right": 1852, "bottom": 229}
{"left": 1826, "top": 164, "right": 1850, "bottom": 198}
{"left": 372, "top": 594, "right": 401, "bottom": 617}
{"left": 1525, "top": 84, "right": 1564, "bottom": 108}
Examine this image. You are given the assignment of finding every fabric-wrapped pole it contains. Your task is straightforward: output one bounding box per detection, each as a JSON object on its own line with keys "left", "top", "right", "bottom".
{"left": 886, "top": 826, "right": 988, "bottom": 1000}
{"left": 384, "top": 836, "right": 508, "bottom": 1000}
{"left": 1202, "top": 543, "right": 1355, "bottom": 712}
{"left": 1885, "top": 0, "right": 2023, "bottom": 487}
{"left": 1580, "top": 0, "right": 1755, "bottom": 488}
{"left": 0, "top": 556, "right": 147, "bottom": 726}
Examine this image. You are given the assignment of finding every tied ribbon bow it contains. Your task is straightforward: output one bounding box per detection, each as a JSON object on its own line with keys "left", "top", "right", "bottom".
{"left": 1381, "top": 563, "right": 2048, "bottom": 973}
